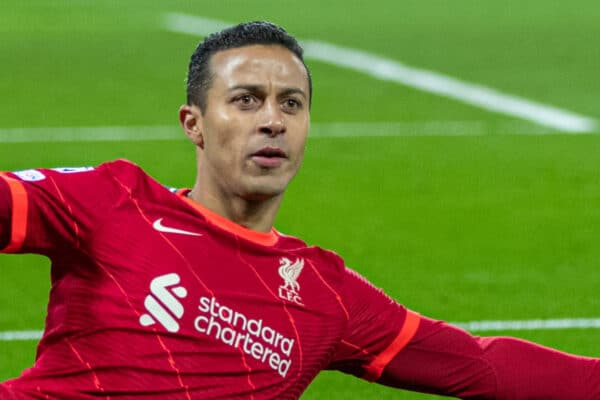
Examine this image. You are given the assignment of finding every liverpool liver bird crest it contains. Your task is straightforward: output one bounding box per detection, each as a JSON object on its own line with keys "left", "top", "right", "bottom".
{"left": 278, "top": 257, "right": 304, "bottom": 305}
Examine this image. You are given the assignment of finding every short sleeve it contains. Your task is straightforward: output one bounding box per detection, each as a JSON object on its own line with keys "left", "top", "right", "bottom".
{"left": 328, "top": 267, "right": 421, "bottom": 382}
{"left": 0, "top": 163, "right": 122, "bottom": 255}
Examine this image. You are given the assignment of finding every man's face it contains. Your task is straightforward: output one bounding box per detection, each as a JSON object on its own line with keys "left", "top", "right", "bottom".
{"left": 187, "top": 44, "right": 310, "bottom": 201}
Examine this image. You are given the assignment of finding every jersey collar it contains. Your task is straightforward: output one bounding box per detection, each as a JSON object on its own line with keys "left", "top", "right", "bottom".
{"left": 176, "top": 189, "right": 279, "bottom": 247}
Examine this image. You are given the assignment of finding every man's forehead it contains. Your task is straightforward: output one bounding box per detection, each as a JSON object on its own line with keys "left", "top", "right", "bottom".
{"left": 209, "top": 45, "right": 309, "bottom": 91}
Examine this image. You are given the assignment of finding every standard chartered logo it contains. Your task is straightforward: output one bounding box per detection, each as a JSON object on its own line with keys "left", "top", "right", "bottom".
{"left": 194, "top": 296, "right": 295, "bottom": 378}
{"left": 138, "top": 275, "right": 294, "bottom": 377}
{"left": 139, "top": 273, "right": 188, "bottom": 333}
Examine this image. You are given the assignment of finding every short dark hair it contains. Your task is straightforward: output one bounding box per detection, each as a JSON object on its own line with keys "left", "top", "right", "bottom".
{"left": 186, "top": 21, "right": 312, "bottom": 112}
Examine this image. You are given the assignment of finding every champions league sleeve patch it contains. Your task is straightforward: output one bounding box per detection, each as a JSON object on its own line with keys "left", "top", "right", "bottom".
{"left": 12, "top": 167, "right": 95, "bottom": 182}
{"left": 50, "top": 167, "right": 95, "bottom": 174}
{"left": 13, "top": 169, "right": 46, "bottom": 182}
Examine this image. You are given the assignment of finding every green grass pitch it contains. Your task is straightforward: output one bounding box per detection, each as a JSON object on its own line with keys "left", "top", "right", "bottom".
{"left": 1, "top": 1, "right": 599, "bottom": 399}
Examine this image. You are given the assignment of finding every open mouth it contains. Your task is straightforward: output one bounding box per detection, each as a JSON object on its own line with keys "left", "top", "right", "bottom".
{"left": 250, "top": 147, "right": 287, "bottom": 167}
{"left": 251, "top": 147, "right": 287, "bottom": 159}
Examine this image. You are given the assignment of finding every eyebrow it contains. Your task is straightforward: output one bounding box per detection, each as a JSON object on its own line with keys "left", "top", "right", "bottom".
{"left": 228, "top": 84, "right": 307, "bottom": 100}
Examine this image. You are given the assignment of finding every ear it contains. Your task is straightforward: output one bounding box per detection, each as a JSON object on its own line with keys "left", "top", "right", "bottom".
{"left": 179, "top": 104, "right": 204, "bottom": 148}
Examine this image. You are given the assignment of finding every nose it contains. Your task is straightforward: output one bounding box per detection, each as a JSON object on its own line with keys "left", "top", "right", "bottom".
{"left": 257, "top": 101, "right": 286, "bottom": 137}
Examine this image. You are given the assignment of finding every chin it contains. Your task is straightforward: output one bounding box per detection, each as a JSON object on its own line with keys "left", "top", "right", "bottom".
{"left": 240, "top": 181, "right": 288, "bottom": 202}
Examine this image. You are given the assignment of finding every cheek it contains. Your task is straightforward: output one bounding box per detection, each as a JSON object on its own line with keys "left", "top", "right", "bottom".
{"left": 287, "top": 137, "right": 307, "bottom": 174}
{"left": 211, "top": 136, "right": 244, "bottom": 168}
{"left": 204, "top": 111, "right": 247, "bottom": 158}
{"left": 290, "top": 121, "right": 309, "bottom": 158}
{"left": 293, "top": 134, "right": 307, "bottom": 156}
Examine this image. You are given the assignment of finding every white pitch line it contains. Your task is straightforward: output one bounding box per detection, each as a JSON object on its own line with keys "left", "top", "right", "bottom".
{"left": 0, "top": 120, "right": 575, "bottom": 143}
{"left": 0, "top": 330, "right": 43, "bottom": 341}
{"left": 163, "top": 13, "right": 229, "bottom": 37}
{"left": 2, "top": 318, "right": 600, "bottom": 341}
{"left": 163, "top": 12, "right": 598, "bottom": 133}
{"left": 0, "top": 125, "right": 178, "bottom": 143}
{"left": 453, "top": 318, "right": 600, "bottom": 332}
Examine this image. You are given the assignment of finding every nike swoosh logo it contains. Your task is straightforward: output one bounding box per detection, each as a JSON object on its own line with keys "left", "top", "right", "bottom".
{"left": 152, "top": 218, "right": 202, "bottom": 237}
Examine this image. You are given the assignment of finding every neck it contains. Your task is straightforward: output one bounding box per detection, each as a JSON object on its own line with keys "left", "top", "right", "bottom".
{"left": 187, "top": 184, "right": 283, "bottom": 233}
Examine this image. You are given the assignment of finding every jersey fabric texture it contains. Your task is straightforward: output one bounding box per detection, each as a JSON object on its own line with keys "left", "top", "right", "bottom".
{"left": 0, "top": 160, "right": 419, "bottom": 400}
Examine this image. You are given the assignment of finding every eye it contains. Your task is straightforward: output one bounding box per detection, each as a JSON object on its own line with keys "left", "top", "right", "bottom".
{"left": 282, "top": 98, "right": 302, "bottom": 113}
{"left": 234, "top": 94, "right": 258, "bottom": 108}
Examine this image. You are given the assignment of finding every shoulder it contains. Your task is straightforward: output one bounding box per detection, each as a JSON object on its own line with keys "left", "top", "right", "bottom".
{"left": 276, "top": 233, "right": 347, "bottom": 282}
{"left": 98, "top": 158, "right": 146, "bottom": 181}
{"left": 97, "top": 159, "right": 167, "bottom": 194}
{"left": 283, "top": 238, "right": 385, "bottom": 298}
{"left": 277, "top": 232, "right": 342, "bottom": 263}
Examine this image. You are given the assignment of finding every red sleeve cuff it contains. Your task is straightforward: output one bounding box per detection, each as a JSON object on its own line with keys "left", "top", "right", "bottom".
{"left": 0, "top": 173, "right": 28, "bottom": 253}
{"left": 362, "top": 310, "right": 421, "bottom": 382}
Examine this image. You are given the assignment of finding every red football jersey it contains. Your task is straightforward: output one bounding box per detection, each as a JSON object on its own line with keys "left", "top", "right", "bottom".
{"left": 0, "top": 160, "right": 419, "bottom": 399}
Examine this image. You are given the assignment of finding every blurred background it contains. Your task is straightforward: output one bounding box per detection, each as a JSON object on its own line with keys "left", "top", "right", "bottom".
{"left": 1, "top": 1, "right": 599, "bottom": 398}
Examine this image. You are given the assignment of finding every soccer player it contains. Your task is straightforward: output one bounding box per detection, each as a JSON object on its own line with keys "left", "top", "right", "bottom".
{"left": 0, "top": 21, "right": 599, "bottom": 400}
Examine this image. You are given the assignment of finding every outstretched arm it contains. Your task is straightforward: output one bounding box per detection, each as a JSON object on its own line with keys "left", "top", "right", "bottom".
{"left": 379, "top": 316, "right": 600, "bottom": 399}
{"left": 0, "top": 163, "right": 127, "bottom": 255}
